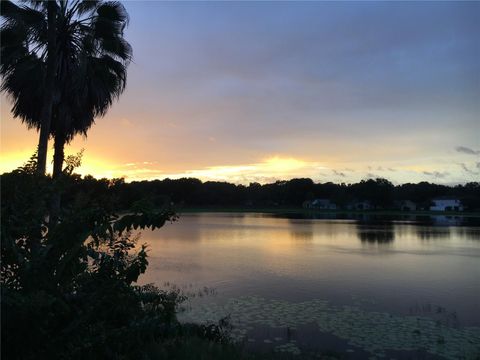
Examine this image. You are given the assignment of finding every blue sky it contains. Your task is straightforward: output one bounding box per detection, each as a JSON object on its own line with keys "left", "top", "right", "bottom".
{"left": 1, "top": 1, "right": 479, "bottom": 183}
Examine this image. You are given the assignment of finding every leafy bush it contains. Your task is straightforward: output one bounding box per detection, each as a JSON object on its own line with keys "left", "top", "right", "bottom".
{"left": 1, "top": 155, "right": 186, "bottom": 359}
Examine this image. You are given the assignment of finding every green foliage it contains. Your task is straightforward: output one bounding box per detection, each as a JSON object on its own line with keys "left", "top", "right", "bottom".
{"left": 0, "top": 156, "right": 187, "bottom": 360}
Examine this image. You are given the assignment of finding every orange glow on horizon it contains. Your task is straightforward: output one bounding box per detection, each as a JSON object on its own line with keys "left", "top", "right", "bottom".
{"left": 1, "top": 147, "right": 467, "bottom": 185}
{"left": 0, "top": 148, "right": 328, "bottom": 184}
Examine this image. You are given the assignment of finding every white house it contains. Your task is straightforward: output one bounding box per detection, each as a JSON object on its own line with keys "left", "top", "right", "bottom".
{"left": 430, "top": 199, "right": 463, "bottom": 211}
{"left": 307, "top": 199, "right": 337, "bottom": 210}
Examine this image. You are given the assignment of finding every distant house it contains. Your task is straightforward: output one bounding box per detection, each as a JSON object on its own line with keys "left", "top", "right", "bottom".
{"left": 395, "top": 200, "right": 417, "bottom": 211}
{"left": 304, "top": 199, "right": 337, "bottom": 210}
{"left": 430, "top": 198, "right": 464, "bottom": 212}
{"left": 347, "top": 200, "right": 373, "bottom": 211}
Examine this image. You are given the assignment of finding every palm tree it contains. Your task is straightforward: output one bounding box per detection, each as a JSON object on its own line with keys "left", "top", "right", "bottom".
{"left": 1, "top": 0, "right": 57, "bottom": 175}
{"left": 1, "top": 1, "right": 131, "bottom": 177}
{"left": 38, "top": 1, "right": 58, "bottom": 175}
{"left": 50, "top": 0, "right": 131, "bottom": 178}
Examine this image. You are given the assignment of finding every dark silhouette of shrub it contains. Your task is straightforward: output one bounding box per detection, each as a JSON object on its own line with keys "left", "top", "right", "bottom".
{"left": 1, "top": 155, "right": 229, "bottom": 359}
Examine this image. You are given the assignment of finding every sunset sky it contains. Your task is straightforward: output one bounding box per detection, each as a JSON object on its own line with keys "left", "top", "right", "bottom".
{"left": 1, "top": 1, "right": 479, "bottom": 184}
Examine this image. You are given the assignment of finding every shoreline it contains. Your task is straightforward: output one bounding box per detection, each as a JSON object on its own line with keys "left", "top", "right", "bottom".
{"left": 176, "top": 207, "right": 480, "bottom": 218}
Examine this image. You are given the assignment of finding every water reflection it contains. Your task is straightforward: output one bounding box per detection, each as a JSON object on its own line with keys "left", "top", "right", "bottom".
{"left": 455, "top": 227, "right": 480, "bottom": 240}
{"left": 416, "top": 226, "right": 451, "bottom": 240}
{"left": 356, "top": 223, "right": 395, "bottom": 244}
{"left": 431, "top": 215, "right": 463, "bottom": 226}
{"left": 287, "top": 219, "right": 314, "bottom": 242}
{"left": 275, "top": 212, "right": 480, "bottom": 227}
{"left": 140, "top": 212, "right": 480, "bottom": 327}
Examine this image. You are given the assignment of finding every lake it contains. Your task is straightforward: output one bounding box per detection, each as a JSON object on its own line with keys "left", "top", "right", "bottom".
{"left": 139, "top": 212, "right": 480, "bottom": 359}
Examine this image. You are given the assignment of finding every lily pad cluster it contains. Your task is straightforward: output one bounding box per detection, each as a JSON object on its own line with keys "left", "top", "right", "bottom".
{"left": 179, "top": 296, "right": 480, "bottom": 359}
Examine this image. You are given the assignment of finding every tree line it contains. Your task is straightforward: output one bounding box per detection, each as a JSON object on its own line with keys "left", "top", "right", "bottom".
{"left": 28, "top": 175, "right": 479, "bottom": 211}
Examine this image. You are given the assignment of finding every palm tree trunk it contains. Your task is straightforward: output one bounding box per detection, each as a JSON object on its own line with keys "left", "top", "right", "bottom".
{"left": 50, "top": 130, "right": 66, "bottom": 223}
{"left": 37, "top": 0, "right": 57, "bottom": 175}
{"left": 52, "top": 132, "right": 66, "bottom": 179}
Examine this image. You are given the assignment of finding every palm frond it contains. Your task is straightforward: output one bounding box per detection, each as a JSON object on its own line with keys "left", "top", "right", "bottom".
{"left": 1, "top": 55, "right": 45, "bottom": 129}
{"left": 77, "top": 0, "right": 100, "bottom": 16}
{"left": 1, "top": 0, "right": 132, "bottom": 144}
{"left": 97, "top": 2, "right": 129, "bottom": 27}
{"left": 99, "top": 35, "right": 132, "bottom": 62}
{"left": 1, "top": 1, "right": 45, "bottom": 28}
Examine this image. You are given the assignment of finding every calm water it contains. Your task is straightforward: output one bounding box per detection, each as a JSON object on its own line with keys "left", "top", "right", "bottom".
{"left": 139, "top": 213, "right": 480, "bottom": 358}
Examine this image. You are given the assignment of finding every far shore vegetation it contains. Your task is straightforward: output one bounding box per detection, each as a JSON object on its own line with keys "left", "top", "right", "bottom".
{"left": 31, "top": 175, "right": 478, "bottom": 215}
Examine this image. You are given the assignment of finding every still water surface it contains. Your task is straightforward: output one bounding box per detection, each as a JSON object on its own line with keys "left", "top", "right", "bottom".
{"left": 139, "top": 213, "right": 480, "bottom": 358}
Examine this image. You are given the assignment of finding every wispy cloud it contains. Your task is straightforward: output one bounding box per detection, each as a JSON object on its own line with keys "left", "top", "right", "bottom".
{"left": 332, "top": 169, "right": 346, "bottom": 177}
{"left": 455, "top": 146, "right": 480, "bottom": 155}
{"left": 423, "top": 171, "right": 449, "bottom": 179}
{"left": 460, "top": 163, "right": 479, "bottom": 175}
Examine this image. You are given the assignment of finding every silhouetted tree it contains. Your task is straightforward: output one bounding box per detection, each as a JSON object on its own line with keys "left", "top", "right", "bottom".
{"left": 0, "top": 1, "right": 132, "bottom": 178}
{"left": 1, "top": 0, "right": 57, "bottom": 174}
{"left": 50, "top": 0, "right": 132, "bottom": 178}
{"left": 284, "top": 178, "right": 314, "bottom": 206}
{"left": 351, "top": 178, "right": 394, "bottom": 209}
